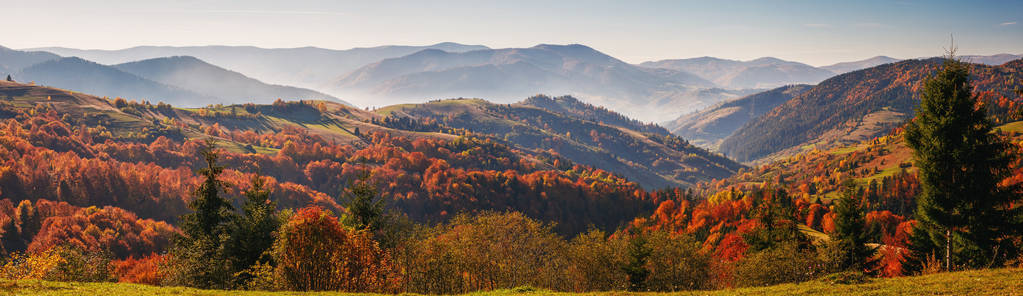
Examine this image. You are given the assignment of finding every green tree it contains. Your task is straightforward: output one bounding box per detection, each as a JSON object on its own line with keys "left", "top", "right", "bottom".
{"left": 829, "top": 181, "right": 877, "bottom": 273}
{"left": 341, "top": 176, "right": 384, "bottom": 232}
{"left": 622, "top": 233, "right": 651, "bottom": 292}
{"left": 166, "top": 140, "right": 234, "bottom": 288}
{"left": 744, "top": 188, "right": 808, "bottom": 252}
{"left": 183, "top": 141, "right": 233, "bottom": 237}
{"left": 225, "top": 174, "right": 281, "bottom": 287}
{"left": 904, "top": 54, "right": 1022, "bottom": 272}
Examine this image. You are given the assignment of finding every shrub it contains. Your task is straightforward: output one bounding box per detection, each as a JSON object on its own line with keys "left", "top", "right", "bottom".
{"left": 112, "top": 253, "right": 166, "bottom": 285}
{"left": 565, "top": 229, "right": 627, "bottom": 291}
{"left": 403, "top": 212, "right": 570, "bottom": 294}
{"left": 43, "top": 246, "right": 113, "bottom": 282}
{"left": 0, "top": 249, "right": 63, "bottom": 280}
{"left": 644, "top": 231, "right": 712, "bottom": 291}
{"left": 732, "top": 241, "right": 823, "bottom": 287}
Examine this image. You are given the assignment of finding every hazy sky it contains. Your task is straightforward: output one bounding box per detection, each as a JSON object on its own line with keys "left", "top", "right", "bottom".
{"left": 6, "top": 0, "right": 1022, "bottom": 66}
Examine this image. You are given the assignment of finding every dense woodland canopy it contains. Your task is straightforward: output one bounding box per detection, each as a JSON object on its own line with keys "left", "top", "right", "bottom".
{"left": 0, "top": 57, "right": 1021, "bottom": 293}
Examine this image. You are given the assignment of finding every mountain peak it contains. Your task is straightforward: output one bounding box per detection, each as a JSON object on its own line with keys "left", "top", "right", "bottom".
{"left": 750, "top": 57, "right": 786, "bottom": 63}
{"left": 533, "top": 43, "right": 594, "bottom": 51}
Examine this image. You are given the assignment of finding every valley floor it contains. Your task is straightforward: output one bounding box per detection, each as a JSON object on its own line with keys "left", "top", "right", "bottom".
{"left": 0, "top": 268, "right": 1019, "bottom": 296}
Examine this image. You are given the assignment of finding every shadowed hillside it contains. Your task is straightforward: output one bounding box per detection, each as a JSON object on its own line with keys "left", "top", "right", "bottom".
{"left": 377, "top": 95, "right": 743, "bottom": 188}
{"left": 114, "top": 56, "right": 345, "bottom": 105}
{"left": 665, "top": 84, "right": 812, "bottom": 149}
{"left": 720, "top": 58, "right": 1023, "bottom": 163}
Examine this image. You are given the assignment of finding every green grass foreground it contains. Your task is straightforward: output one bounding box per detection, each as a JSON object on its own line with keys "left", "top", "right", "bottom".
{"left": 1, "top": 268, "right": 1020, "bottom": 296}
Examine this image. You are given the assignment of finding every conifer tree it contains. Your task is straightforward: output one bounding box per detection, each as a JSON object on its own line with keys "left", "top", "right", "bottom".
{"left": 342, "top": 176, "right": 384, "bottom": 232}
{"left": 904, "top": 51, "right": 1022, "bottom": 272}
{"left": 830, "top": 181, "right": 877, "bottom": 273}
{"left": 183, "top": 141, "right": 233, "bottom": 237}
{"left": 167, "top": 140, "right": 234, "bottom": 288}
{"left": 622, "top": 233, "right": 651, "bottom": 291}
{"left": 225, "top": 174, "right": 280, "bottom": 287}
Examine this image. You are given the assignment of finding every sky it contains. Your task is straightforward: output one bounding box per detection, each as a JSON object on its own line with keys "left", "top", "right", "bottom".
{"left": 5, "top": 0, "right": 1022, "bottom": 66}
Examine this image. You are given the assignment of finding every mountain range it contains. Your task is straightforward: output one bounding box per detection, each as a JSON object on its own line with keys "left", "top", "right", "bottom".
{"left": 333, "top": 44, "right": 736, "bottom": 121}
{"left": 113, "top": 56, "right": 337, "bottom": 105}
{"left": 639, "top": 57, "right": 835, "bottom": 89}
{"left": 820, "top": 56, "right": 901, "bottom": 74}
{"left": 15, "top": 57, "right": 212, "bottom": 104}
{"left": 2, "top": 47, "right": 342, "bottom": 107}
{"left": 718, "top": 58, "right": 1023, "bottom": 163}
{"left": 30, "top": 42, "right": 490, "bottom": 91}
{"left": 0, "top": 45, "right": 59, "bottom": 74}
{"left": 664, "top": 84, "right": 813, "bottom": 149}
{"left": 13, "top": 43, "right": 1022, "bottom": 125}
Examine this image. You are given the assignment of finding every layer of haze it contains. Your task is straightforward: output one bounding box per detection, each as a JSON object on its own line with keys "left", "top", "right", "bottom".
{"left": 6, "top": 0, "right": 1023, "bottom": 66}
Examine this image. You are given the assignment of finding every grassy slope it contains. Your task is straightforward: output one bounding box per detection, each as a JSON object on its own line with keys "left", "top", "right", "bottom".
{"left": 0, "top": 81, "right": 453, "bottom": 151}
{"left": 2, "top": 268, "right": 1019, "bottom": 296}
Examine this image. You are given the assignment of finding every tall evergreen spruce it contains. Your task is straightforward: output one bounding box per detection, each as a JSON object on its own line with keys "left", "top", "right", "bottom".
{"left": 342, "top": 179, "right": 384, "bottom": 232}
{"left": 904, "top": 54, "right": 1021, "bottom": 272}
{"left": 168, "top": 141, "right": 234, "bottom": 288}
{"left": 623, "top": 234, "right": 651, "bottom": 291}
{"left": 225, "top": 174, "right": 280, "bottom": 287}
{"left": 830, "top": 182, "right": 877, "bottom": 273}
{"left": 185, "top": 141, "right": 233, "bottom": 236}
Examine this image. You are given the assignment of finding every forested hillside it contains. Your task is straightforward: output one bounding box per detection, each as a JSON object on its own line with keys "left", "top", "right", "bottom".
{"left": 720, "top": 58, "right": 1023, "bottom": 163}
{"left": 375, "top": 95, "right": 743, "bottom": 188}
{"left": 665, "top": 84, "right": 812, "bottom": 148}
{"left": 0, "top": 81, "right": 725, "bottom": 245}
{"left": 631, "top": 112, "right": 1023, "bottom": 275}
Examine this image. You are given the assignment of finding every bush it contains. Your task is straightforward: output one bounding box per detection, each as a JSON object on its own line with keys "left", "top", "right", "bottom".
{"left": 403, "top": 212, "right": 570, "bottom": 294}
{"left": 43, "top": 246, "right": 113, "bottom": 282}
{"left": 732, "top": 241, "right": 823, "bottom": 287}
{"left": 0, "top": 249, "right": 62, "bottom": 280}
{"left": 565, "top": 229, "right": 627, "bottom": 291}
{"left": 644, "top": 231, "right": 712, "bottom": 291}
{"left": 112, "top": 253, "right": 166, "bottom": 285}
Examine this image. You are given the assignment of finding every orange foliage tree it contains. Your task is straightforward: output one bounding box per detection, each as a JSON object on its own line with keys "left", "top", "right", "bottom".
{"left": 271, "top": 207, "right": 398, "bottom": 292}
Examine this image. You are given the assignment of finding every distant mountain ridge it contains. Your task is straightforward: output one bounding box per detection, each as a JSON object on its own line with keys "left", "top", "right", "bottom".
{"left": 334, "top": 44, "right": 730, "bottom": 122}
{"left": 639, "top": 56, "right": 835, "bottom": 89}
{"left": 24, "top": 43, "right": 1022, "bottom": 125}
{"left": 960, "top": 53, "right": 1023, "bottom": 66}
{"left": 6, "top": 47, "right": 345, "bottom": 107}
{"left": 821, "top": 56, "right": 900, "bottom": 74}
{"left": 820, "top": 54, "right": 1021, "bottom": 74}
{"left": 664, "top": 84, "right": 812, "bottom": 149}
{"left": 30, "top": 43, "right": 490, "bottom": 91}
{"left": 0, "top": 45, "right": 59, "bottom": 75}
{"left": 114, "top": 56, "right": 343, "bottom": 105}
{"left": 15, "top": 57, "right": 213, "bottom": 104}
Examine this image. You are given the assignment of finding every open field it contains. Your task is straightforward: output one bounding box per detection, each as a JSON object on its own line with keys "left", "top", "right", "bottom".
{"left": 1, "top": 268, "right": 1020, "bottom": 296}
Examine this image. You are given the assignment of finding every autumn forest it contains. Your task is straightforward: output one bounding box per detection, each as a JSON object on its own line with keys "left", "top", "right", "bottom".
{"left": 2, "top": 3, "right": 1023, "bottom": 292}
